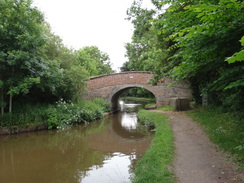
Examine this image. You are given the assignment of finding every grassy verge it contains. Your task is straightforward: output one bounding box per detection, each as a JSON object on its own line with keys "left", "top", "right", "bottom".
{"left": 186, "top": 107, "right": 244, "bottom": 169}
{"left": 132, "top": 109, "right": 175, "bottom": 183}
{"left": 145, "top": 103, "right": 155, "bottom": 108}
{"left": 157, "top": 105, "right": 175, "bottom": 111}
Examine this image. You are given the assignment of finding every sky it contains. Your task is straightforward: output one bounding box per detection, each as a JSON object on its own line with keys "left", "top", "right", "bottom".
{"left": 33, "top": 0, "right": 155, "bottom": 72}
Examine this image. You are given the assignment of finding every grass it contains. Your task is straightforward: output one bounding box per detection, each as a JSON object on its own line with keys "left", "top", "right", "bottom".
{"left": 132, "top": 109, "right": 175, "bottom": 183}
{"left": 186, "top": 106, "right": 244, "bottom": 169}
{"left": 157, "top": 105, "right": 175, "bottom": 111}
{"left": 145, "top": 102, "right": 156, "bottom": 108}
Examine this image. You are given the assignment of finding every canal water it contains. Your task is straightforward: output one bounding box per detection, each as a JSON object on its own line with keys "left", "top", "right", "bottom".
{"left": 0, "top": 101, "right": 153, "bottom": 183}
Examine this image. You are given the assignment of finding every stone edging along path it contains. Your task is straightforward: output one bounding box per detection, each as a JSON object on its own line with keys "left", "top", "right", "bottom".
{"left": 153, "top": 110, "right": 244, "bottom": 183}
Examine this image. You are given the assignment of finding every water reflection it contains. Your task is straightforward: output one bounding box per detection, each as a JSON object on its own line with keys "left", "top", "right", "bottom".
{"left": 0, "top": 102, "right": 152, "bottom": 183}
{"left": 120, "top": 103, "right": 143, "bottom": 113}
{"left": 81, "top": 153, "right": 133, "bottom": 183}
{"left": 121, "top": 112, "right": 137, "bottom": 130}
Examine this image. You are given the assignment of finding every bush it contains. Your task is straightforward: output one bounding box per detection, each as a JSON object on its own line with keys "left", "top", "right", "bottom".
{"left": 92, "top": 98, "right": 111, "bottom": 112}
{"left": 0, "top": 98, "right": 109, "bottom": 130}
{"left": 46, "top": 107, "right": 59, "bottom": 129}
{"left": 0, "top": 104, "right": 49, "bottom": 128}
{"left": 51, "top": 98, "right": 108, "bottom": 128}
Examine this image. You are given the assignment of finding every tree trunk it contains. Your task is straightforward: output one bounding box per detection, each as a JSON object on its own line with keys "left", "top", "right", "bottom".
{"left": 0, "top": 89, "right": 4, "bottom": 115}
{"left": 9, "top": 94, "right": 12, "bottom": 113}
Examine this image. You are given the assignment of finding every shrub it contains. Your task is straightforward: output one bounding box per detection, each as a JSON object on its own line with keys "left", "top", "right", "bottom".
{"left": 92, "top": 98, "right": 111, "bottom": 112}
{"left": 0, "top": 104, "right": 49, "bottom": 128}
{"left": 0, "top": 98, "right": 108, "bottom": 130}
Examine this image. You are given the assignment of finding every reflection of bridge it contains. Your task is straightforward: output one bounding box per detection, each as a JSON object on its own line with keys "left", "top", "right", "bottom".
{"left": 85, "top": 71, "right": 192, "bottom": 112}
{"left": 87, "top": 113, "right": 152, "bottom": 155}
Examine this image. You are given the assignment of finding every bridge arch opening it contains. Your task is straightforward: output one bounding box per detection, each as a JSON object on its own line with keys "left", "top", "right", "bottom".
{"left": 110, "top": 86, "right": 157, "bottom": 112}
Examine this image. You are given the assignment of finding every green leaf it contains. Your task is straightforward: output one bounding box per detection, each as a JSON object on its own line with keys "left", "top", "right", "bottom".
{"left": 224, "top": 79, "right": 244, "bottom": 90}
{"left": 226, "top": 50, "right": 244, "bottom": 64}
{"left": 240, "top": 36, "right": 244, "bottom": 46}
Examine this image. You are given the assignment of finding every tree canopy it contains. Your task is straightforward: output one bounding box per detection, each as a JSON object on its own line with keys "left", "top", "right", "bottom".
{"left": 124, "top": 0, "right": 244, "bottom": 111}
{"left": 0, "top": 0, "right": 114, "bottom": 113}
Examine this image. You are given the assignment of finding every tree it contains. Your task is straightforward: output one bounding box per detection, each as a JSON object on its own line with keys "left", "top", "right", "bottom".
{"left": 125, "top": 0, "right": 244, "bottom": 111}
{"left": 76, "top": 46, "right": 114, "bottom": 77}
{"left": 33, "top": 23, "right": 83, "bottom": 102}
{"left": 123, "top": 0, "right": 166, "bottom": 72}
{"left": 0, "top": 0, "right": 46, "bottom": 113}
{"left": 153, "top": 0, "right": 244, "bottom": 109}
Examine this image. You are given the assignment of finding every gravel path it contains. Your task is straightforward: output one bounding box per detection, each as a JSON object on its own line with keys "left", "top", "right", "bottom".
{"left": 154, "top": 110, "right": 244, "bottom": 183}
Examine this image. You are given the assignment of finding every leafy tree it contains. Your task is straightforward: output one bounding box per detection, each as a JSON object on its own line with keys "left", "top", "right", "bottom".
{"left": 126, "top": 0, "right": 244, "bottom": 111}
{"left": 0, "top": 0, "right": 46, "bottom": 113}
{"left": 123, "top": 0, "right": 167, "bottom": 72}
{"left": 76, "top": 46, "right": 114, "bottom": 76}
{"left": 34, "top": 23, "right": 86, "bottom": 102}
{"left": 154, "top": 0, "right": 244, "bottom": 109}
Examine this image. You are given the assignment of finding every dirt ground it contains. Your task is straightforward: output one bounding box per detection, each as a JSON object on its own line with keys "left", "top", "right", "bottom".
{"left": 155, "top": 110, "right": 244, "bottom": 183}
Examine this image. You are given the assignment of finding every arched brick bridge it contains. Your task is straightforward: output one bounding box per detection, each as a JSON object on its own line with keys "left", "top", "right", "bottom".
{"left": 85, "top": 71, "right": 192, "bottom": 112}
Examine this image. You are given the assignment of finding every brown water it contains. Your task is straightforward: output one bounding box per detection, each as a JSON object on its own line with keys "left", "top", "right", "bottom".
{"left": 0, "top": 108, "right": 152, "bottom": 183}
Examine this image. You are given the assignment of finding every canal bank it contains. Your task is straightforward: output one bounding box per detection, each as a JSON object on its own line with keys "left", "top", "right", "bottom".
{"left": 132, "top": 109, "right": 175, "bottom": 183}
{"left": 0, "top": 112, "right": 111, "bottom": 136}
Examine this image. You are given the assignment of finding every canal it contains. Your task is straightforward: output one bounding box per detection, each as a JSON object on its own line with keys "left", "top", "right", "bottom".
{"left": 0, "top": 100, "right": 153, "bottom": 183}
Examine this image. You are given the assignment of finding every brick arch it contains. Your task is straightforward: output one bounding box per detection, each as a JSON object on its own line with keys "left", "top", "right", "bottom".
{"left": 85, "top": 71, "right": 192, "bottom": 112}
{"left": 110, "top": 84, "right": 157, "bottom": 112}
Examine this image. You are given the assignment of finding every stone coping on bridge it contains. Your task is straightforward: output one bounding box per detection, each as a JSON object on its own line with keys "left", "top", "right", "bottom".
{"left": 88, "top": 71, "right": 154, "bottom": 80}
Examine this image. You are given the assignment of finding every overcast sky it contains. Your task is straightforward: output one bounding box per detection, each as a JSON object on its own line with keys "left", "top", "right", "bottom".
{"left": 33, "top": 0, "right": 154, "bottom": 72}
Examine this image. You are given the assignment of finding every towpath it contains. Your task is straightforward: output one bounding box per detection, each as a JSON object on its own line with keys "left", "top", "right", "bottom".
{"left": 154, "top": 110, "right": 244, "bottom": 183}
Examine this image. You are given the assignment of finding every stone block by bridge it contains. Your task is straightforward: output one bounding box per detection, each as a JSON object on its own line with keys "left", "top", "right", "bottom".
{"left": 84, "top": 71, "right": 192, "bottom": 112}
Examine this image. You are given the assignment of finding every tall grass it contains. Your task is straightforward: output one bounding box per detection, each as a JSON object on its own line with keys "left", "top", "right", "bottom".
{"left": 0, "top": 98, "right": 110, "bottom": 130}
{"left": 0, "top": 104, "right": 50, "bottom": 128}
{"left": 132, "top": 109, "right": 175, "bottom": 183}
{"left": 186, "top": 106, "right": 244, "bottom": 168}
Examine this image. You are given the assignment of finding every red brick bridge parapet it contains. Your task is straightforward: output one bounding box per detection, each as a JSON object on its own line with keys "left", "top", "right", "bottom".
{"left": 85, "top": 71, "right": 192, "bottom": 112}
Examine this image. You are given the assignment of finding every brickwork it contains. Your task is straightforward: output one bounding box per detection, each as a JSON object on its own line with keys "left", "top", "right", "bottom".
{"left": 85, "top": 71, "right": 192, "bottom": 112}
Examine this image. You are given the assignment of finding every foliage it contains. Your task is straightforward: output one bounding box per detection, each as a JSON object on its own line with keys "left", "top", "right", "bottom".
{"left": 76, "top": 46, "right": 114, "bottom": 77}
{"left": 0, "top": 0, "right": 114, "bottom": 114}
{"left": 133, "top": 109, "right": 175, "bottom": 183}
{"left": 33, "top": 23, "right": 90, "bottom": 102}
{"left": 47, "top": 99, "right": 108, "bottom": 129}
{"left": 122, "top": 0, "right": 167, "bottom": 72}
{"left": 186, "top": 106, "right": 244, "bottom": 168}
{"left": 124, "top": 0, "right": 244, "bottom": 112}
{"left": 120, "top": 88, "right": 155, "bottom": 98}
{"left": 92, "top": 98, "right": 111, "bottom": 112}
{"left": 226, "top": 36, "right": 244, "bottom": 64}
{"left": 0, "top": 0, "right": 46, "bottom": 112}
{"left": 0, "top": 98, "right": 109, "bottom": 130}
{"left": 46, "top": 107, "right": 59, "bottom": 129}
{"left": 0, "top": 104, "right": 50, "bottom": 128}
